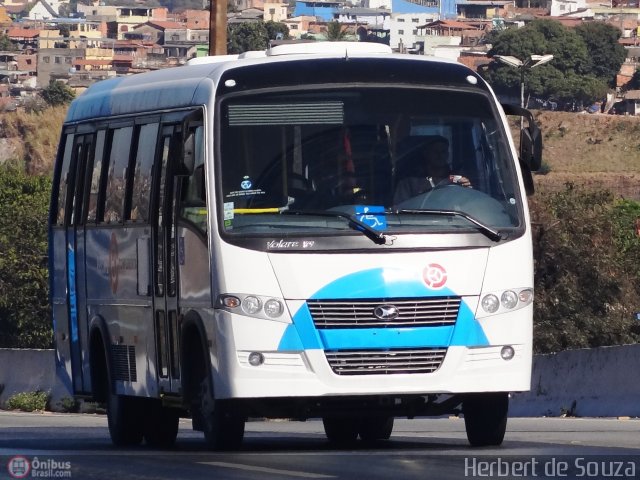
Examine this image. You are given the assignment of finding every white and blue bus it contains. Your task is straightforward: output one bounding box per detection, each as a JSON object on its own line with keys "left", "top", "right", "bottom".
{"left": 50, "top": 42, "right": 542, "bottom": 449}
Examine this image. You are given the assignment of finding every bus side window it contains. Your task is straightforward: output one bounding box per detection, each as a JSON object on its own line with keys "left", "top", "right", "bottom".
{"left": 86, "top": 130, "right": 106, "bottom": 223}
{"left": 180, "top": 126, "right": 207, "bottom": 233}
{"left": 103, "top": 126, "right": 133, "bottom": 224}
{"left": 54, "top": 134, "right": 75, "bottom": 226}
{"left": 130, "top": 123, "right": 159, "bottom": 223}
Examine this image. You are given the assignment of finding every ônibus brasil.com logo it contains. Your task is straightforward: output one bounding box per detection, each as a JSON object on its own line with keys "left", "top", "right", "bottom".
{"left": 7, "top": 456, "right": 72, "bottom": 478}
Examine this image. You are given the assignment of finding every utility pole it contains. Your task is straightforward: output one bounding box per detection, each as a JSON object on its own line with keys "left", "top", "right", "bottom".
{"left": 209, "top": 0, "right": 227, "bottom": 55}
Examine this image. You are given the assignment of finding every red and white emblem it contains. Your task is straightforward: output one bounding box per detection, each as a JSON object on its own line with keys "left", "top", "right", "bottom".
{"left": 423, "top": 264, "right": 447, "bottom": 289}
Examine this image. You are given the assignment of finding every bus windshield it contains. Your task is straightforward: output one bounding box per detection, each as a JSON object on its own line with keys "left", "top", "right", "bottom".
{"left": 219, "top": 87, "right": 522, "bottom": 239}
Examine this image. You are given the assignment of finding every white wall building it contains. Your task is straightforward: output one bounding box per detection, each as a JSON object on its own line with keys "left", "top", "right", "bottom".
{"left": 389, "top": 13, "right": 437, "bottom": 51}
{"left": 549, "top": 0, "right": 590, "bottom": 17}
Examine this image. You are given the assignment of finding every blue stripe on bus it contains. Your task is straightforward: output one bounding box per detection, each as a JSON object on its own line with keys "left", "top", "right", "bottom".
{"left": 318, "top": 326, "right": 454, "bottom": 350}
{"left": 277, "top": 268, "right": 489, "bottom": 351}
{"left": 67, "top": 242, "right": 79, "bottom": 343}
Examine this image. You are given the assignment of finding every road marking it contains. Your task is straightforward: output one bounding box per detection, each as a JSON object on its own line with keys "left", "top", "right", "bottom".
{"left": 199, "top": 461, "right": 335, "bottom": 478}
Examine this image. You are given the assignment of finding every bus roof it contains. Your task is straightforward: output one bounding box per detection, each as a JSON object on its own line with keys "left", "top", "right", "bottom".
{"left": 64, "top": 42, "right": 477, "bottom": 124}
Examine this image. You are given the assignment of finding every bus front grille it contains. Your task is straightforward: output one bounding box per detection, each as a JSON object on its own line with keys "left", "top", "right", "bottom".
{"left": 308, "top": 298, "right": 460, "bottom": 328}
{"left": 325, "top": 348, "right": 447, "bottom": 375}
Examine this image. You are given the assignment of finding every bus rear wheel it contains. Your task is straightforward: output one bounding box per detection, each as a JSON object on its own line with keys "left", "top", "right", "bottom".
{"left": 107, "top": 393, "right": 144, "bottom": 446}
{"left": 463, "top": 392, "right": 509, "bottom": 447}
{"left": 143, "top": 399, "right": 180, "bottom": 448}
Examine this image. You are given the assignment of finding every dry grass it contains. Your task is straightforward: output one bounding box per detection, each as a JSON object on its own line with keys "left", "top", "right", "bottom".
{"left": 0, "top": 106, "right": 67, "bottom": 175}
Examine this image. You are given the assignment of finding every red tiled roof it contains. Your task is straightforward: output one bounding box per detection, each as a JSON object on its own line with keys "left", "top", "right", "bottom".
{"left": 142, "top": 20, "right": 183, "bottom": 30}
{"left": 7, "top": 28, "right": 40, "bottom": 38}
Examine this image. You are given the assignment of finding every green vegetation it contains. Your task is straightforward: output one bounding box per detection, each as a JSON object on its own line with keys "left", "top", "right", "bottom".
{"left": 5, "top": 390, "right": 50, "bottom": 412}
{"left": 227, "top": 21, "right": 290, "bottom": 54}
{"left": 326, "top": 21, "right": 348, "bottom": 41}
{"left": 0, "top": 167, "right": 52, "bottom": 349}
{"left": 530, "top": 185, "right": 640, "bottom": 353}
{"left": 484, "top": 19, "right": 626, "bottom": 107}
{"left": 41, "top": 81, "right": 76, "bottom": 108}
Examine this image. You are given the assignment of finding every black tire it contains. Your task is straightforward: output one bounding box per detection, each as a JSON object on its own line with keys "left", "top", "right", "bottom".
{"left": 143, "top": 399, "right": 180, "bottom": 448}
{"left": 197, "top": 376, "right": 245, "bottom": 451}
{"left": 322, "top": 417, "right": 359, "bottom": 447}
{"left": 107, "top": 392, "right": 144, "bottom": 446}
{"left": 358, "top": 416, "right": 394, "bottom": 442}
{"left": 463, "top": 392, "right": 509, "bottom": 447}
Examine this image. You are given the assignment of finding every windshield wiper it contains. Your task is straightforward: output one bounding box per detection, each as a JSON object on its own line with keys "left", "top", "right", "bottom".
{"left": 395, "top": 209, "right": 504, "bottom": 242}
{"left": 283, "top": 210, "right": 387, "bottom": 245}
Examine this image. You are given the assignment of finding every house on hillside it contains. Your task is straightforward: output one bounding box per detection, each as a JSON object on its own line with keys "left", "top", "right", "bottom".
{"left": 619, "top": 90, "right": 640, "bottom": 115}
{"left": 26, "top": 0, "right": 58, "bottom": 21}
{"left": 7, "top": 27, "right": 40, "bottom": 50}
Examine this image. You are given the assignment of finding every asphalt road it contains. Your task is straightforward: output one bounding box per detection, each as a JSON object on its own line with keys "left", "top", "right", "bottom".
{"left": 1, "top": 412, "right": 638, "bottom": 479}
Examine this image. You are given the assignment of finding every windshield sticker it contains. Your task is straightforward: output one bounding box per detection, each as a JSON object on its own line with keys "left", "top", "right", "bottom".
{"left": 226, "top": 176, "right": 266, "bottom": 198}
{"left": 355, "top": 205, "right": 387, "bottom": 231}
{"left": 224, "top": 202, "right": 234, "bottom": 220}
{"left": 423, "top": 263, "right": 447, "bottom": 289}
{"left": 267, "top": 239, "right": 316, "bottom": 250}
{"left": 223, "top": 202, "right": 234, "bottom": 229}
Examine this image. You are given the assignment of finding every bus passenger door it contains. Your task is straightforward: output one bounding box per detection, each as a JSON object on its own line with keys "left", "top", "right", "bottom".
{"left": 66, "top": 133, "right": 94, "bottom": 395}
{"left": 152, "top": 125, "right": 182, "bottom": 395}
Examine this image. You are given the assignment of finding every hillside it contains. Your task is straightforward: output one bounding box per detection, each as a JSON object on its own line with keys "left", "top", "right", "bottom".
{"left": 1, "top": 108, "right": 640, "bottom": 199}
{"left": 532, "top": 111, "right": 640, "bottom": 200}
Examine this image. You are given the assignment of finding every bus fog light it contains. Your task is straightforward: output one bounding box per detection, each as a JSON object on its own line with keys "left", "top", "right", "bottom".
{"left": 501, "top": 346, "right": 515, "bottom": 361}
{"left": 248, "top": 352, "right": 265, "bottom": 366}
{"left": 242, "top": 296, "right": 262, "bottom": 314}
{"left": 264, "top": 299, "right": 283, "bottom": 318}
{"left": 481, "top": 294, "right": 500, "bottom": 313}
{"left": 501, "top": 290, "right": 518, "bottom": 309}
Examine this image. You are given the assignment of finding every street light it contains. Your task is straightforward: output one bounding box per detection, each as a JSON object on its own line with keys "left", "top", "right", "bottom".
{"left": 494, "top": 54, "right": 554, "bottom": 108}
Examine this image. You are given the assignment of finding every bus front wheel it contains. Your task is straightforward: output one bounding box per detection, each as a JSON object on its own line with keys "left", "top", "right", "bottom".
{"left": 359, "top": 416, "right": 394, "bottom": 442}
{"left": 322, "top": 417, "right": 359, "bottom": 446}
{"left": 197, "top": 376, "right": 245, "bottom": 451}
{"left": 463, "top": 392, "right": 509, "bottom": 447}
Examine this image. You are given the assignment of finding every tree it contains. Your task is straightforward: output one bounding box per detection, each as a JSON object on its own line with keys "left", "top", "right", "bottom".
{"left": 0, "top": 32, "right": 16, "bottom": 51}
{"left": 265, "top": 21, "right": 290, "bottom": 41}
{"left": 483, "top": 19, "right": 615, "bottom": 108}
{"left": 41, "top": 80, "right": 75, "bottom": 107}
{"left": 326, "top": 21, "right": 348, "bottom": 41}
{"left": 227, "top": 22, "right": 269, "bottom": 54}
{"left": 0, "top": 167, "right": 52, "bottom": 348}
{"left": 575, "top": 22, "right": 627, "bottom": 87}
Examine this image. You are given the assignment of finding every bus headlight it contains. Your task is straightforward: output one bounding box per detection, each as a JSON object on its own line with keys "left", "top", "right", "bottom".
{"left": 241, "top": 296, "right": 262, "bottom": 315}
{"left": 501, "top": 290, "right": 518, "bottom": 309}
{"left": 481, "top": 294, "right": 500, "bottom": 313}
{"left": 217, "top": 294, "right": 288, "bottom": 321}
{"left": 264, "top": 299, "right": 283, "bottom": 318}
{"left": 479, "top": 288, "right": 533, "bottom": 317}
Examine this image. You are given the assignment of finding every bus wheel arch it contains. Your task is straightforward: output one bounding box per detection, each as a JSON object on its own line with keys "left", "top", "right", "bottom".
{"left": 88, "top": 316, "right": 110, "bottom": 403}
{"left": 89, "top": 315, "right": 144, "bottom": 446}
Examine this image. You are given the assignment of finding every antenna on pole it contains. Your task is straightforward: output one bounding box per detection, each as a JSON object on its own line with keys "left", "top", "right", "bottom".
{"left": 209, "top": 0, "right": 228, "bottom": 55}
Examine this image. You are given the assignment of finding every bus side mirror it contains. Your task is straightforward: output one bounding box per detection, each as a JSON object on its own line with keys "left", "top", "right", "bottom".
{"left": 501, "top": 104, "right": 543, "bottom": 195}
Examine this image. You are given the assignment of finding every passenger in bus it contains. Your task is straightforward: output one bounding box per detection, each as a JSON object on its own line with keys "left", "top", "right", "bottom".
{"left": 393, "top": 135, "right": 470, "bottom": 205}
